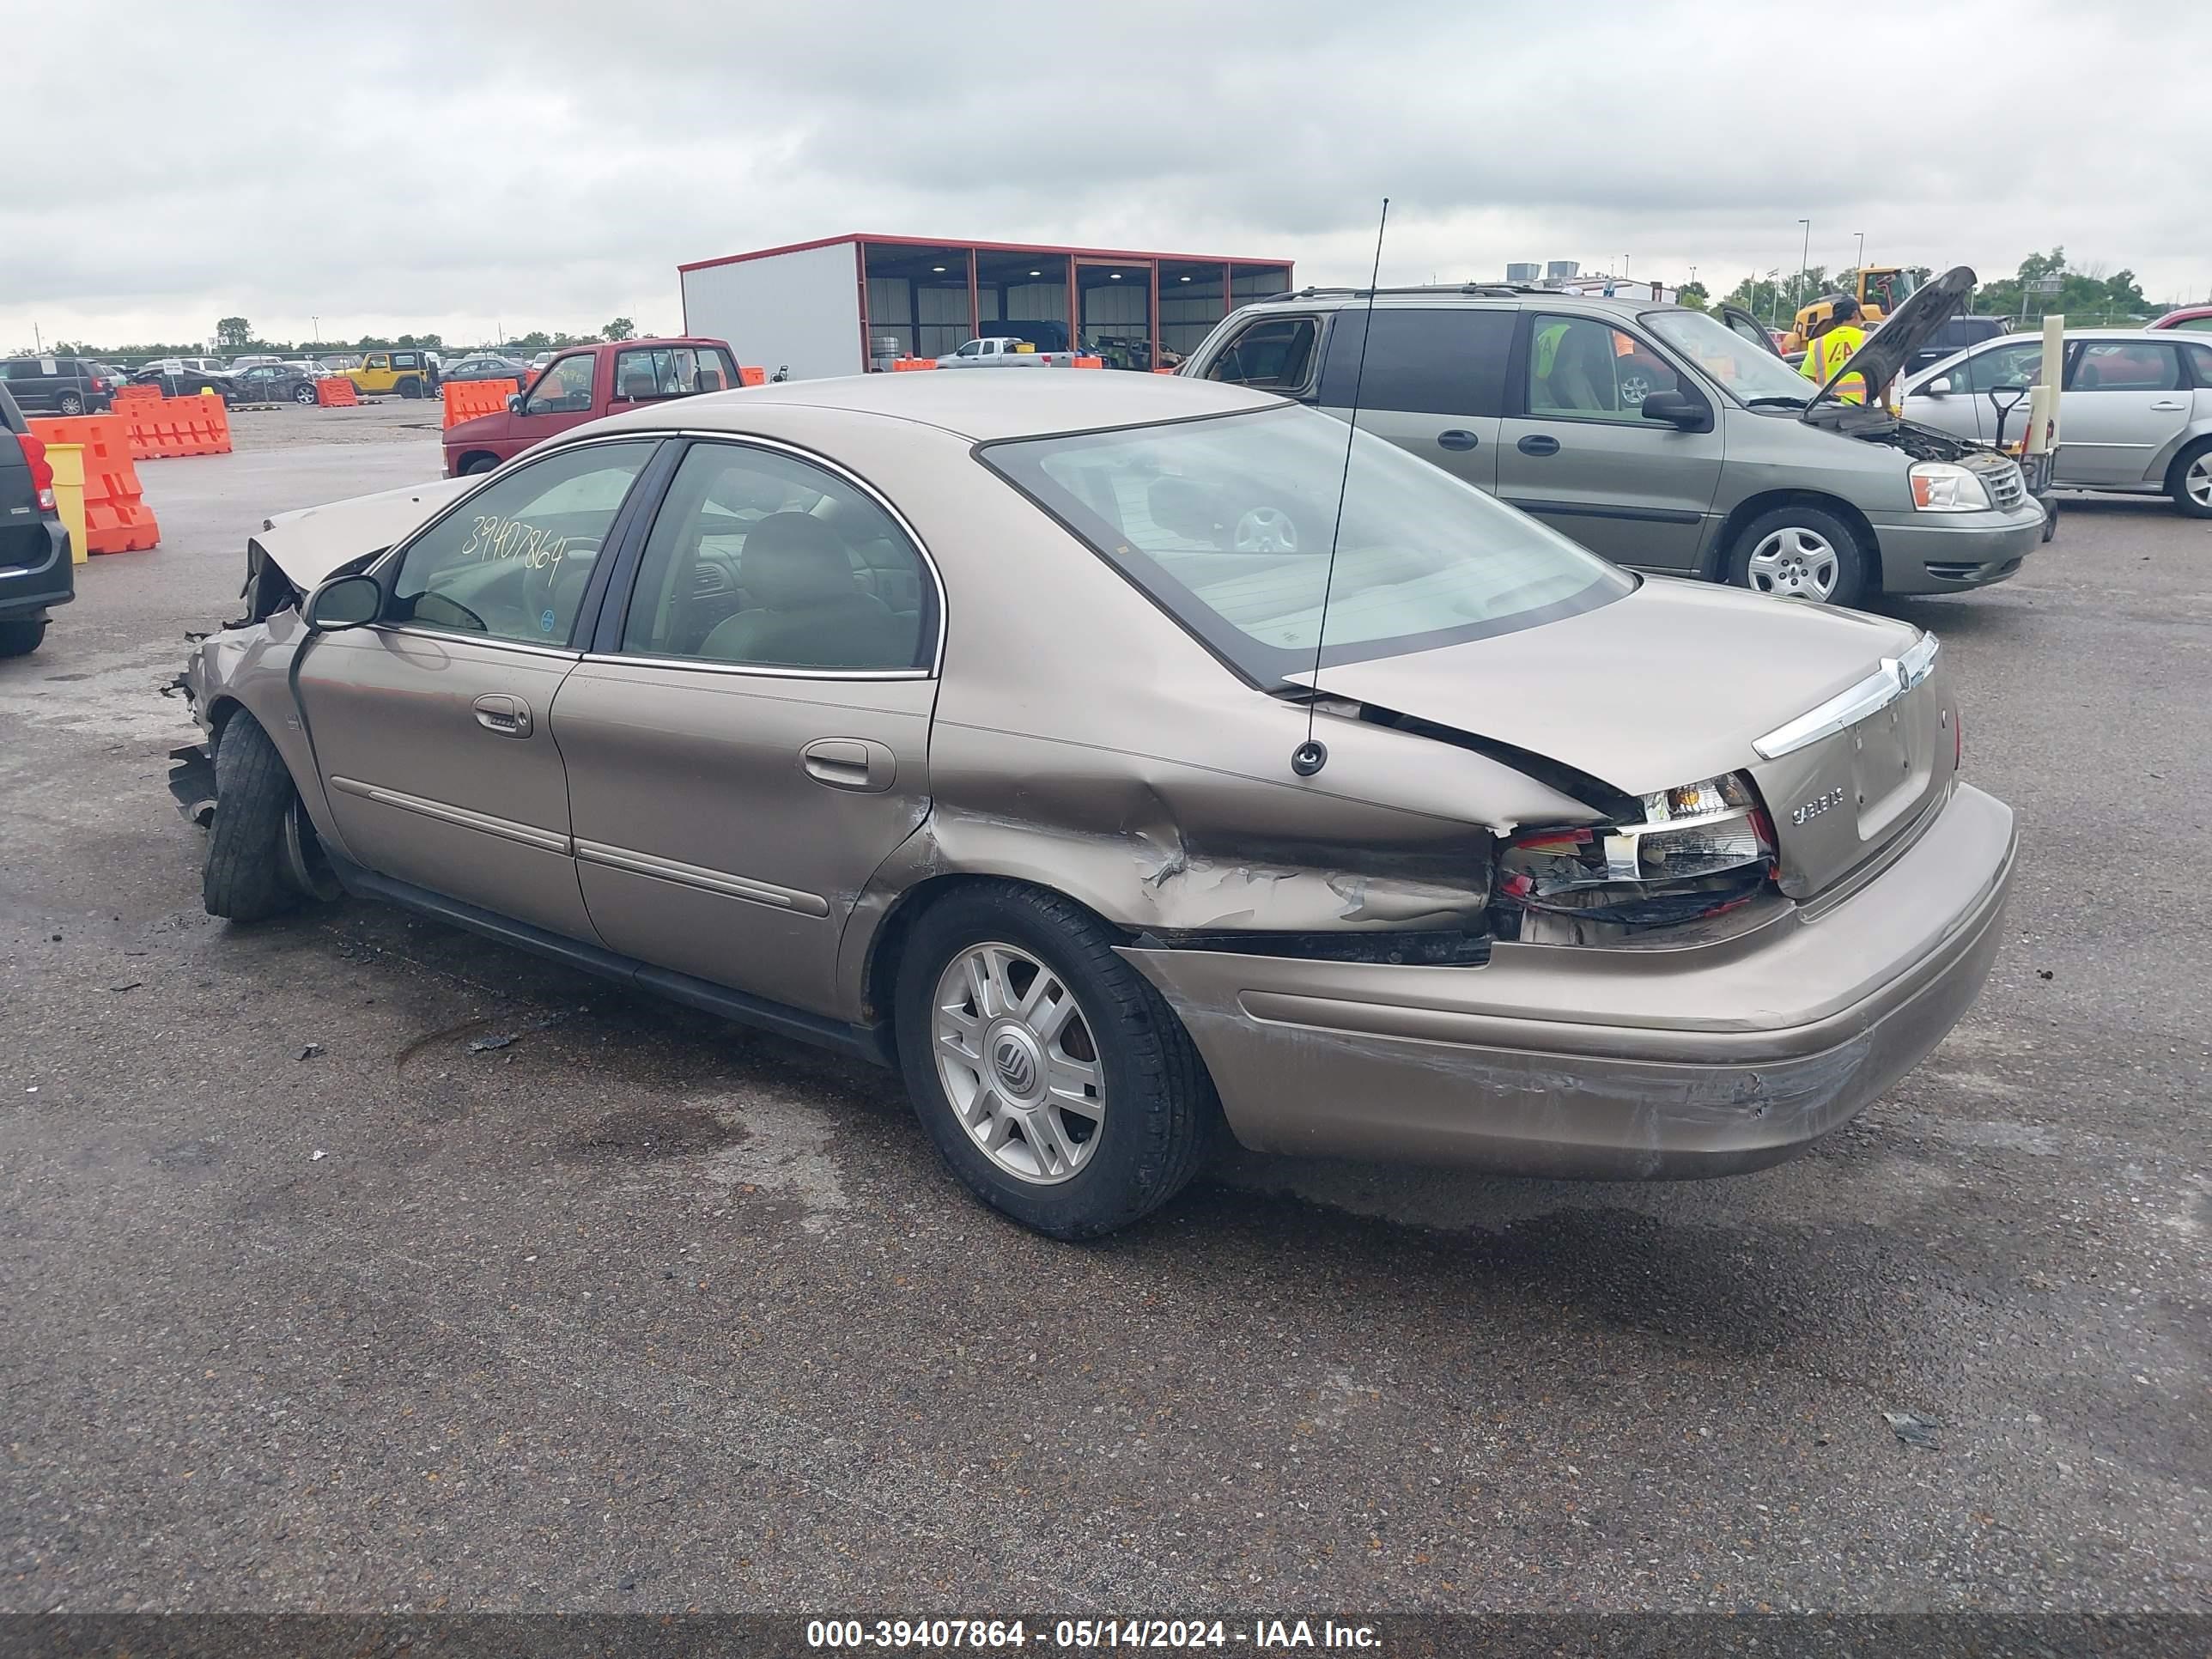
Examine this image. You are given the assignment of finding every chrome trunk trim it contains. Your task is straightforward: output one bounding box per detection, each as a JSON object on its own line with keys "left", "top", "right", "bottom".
{"left": 1753, "top": 632, "right": 1939, "bottom": 760}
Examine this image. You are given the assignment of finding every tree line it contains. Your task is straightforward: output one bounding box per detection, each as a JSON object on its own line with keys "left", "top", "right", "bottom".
{"left": 1713, "top": 249, "right": 2160, "bottom": 327}
{"left": 20, "top": 317, "right": 642, "bottom": 361}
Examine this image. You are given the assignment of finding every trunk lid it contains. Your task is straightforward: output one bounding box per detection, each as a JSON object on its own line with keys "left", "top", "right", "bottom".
{"left": 1294, "top": 576, "right": 1954, "bottom": 897}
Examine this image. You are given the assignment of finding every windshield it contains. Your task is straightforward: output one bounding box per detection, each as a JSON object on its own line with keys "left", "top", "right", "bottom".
{"left": 1643, "top": 309, "right": 1814, "bottom": 404}
{"left": 981, "top": 405, "right": 1632, "bottom": 684}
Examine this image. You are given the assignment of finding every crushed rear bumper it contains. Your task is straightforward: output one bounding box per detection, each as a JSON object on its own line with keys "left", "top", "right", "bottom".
{"left": 1123, "top": 782, "right": 2014, "bottom": 1177}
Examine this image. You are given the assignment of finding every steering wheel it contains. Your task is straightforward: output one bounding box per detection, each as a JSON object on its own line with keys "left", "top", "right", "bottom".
{"left": 1232, "top": 507, "right": 1300, "bottom": 553}
{"left": 520, "top": 535, "right": 602, "bottom": 641}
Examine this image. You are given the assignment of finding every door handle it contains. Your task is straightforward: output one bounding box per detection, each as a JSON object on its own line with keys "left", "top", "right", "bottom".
{"left": 802, "top": 737, "right": 896, "bottom": 793}
{"left": 1436, "top": 428, "right": 1480, "bottom": 451}
{"left": 471, "top": 694, "right": 532, "bottom": 738}
{"left": 1517, "top": 434, "right": 1561, "bottom": 456}
{"left": 2149, "top": 400, "right": 2186, "bottom": 410}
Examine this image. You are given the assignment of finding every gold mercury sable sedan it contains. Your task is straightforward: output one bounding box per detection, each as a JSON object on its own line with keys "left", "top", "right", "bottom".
{"left": 171, "top": 373, "right": 2016, "bottom": 1238}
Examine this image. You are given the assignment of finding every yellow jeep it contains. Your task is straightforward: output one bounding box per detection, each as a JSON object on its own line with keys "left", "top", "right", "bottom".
{"left": 344, "top": 349, "right": 435, "bottom": 399}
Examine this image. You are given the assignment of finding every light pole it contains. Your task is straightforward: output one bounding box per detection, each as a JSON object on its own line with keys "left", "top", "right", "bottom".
{"left": 1796, "top": 218, "right": 1811, "bottom": 318}
{"left": 311, "top": 314, "right": 318, "bottom": 346}
{"left": 1853, "top": 231, "right": 1865, "bottom": 272}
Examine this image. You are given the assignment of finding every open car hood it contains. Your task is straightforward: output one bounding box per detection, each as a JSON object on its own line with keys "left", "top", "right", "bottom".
{"left": 1290, "top": 576, "right": 1919, "bottom": 798}
{"left": 1804, "top": 265, "right": 1976, "bottom": 416}
{"left": 252, "top": 476, "right": 471, "bottom": 589}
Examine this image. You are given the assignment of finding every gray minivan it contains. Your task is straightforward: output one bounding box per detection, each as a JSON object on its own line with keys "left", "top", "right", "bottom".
{"left": 1182, "top": 268, "right": 2045, "bottom": 608}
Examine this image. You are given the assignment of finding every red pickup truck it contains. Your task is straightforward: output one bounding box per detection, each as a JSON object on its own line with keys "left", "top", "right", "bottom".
{"left": 442, "top": 337, "right": 744, "bottom": 477}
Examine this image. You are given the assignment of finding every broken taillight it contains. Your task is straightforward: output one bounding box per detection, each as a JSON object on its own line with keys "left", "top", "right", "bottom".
{"left": 1493, "top": 772, "right": 1777, "bottom": 941}
{"left": 16, "top": 433, "right": 55, "bottom": 513}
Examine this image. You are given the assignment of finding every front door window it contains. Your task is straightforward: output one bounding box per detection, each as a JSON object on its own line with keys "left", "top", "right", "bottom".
{"left": 386, "top": 440, "right": 657, "bottom": 644}
{"left": 525, "top": 355, "right": 596, "bottom": 415}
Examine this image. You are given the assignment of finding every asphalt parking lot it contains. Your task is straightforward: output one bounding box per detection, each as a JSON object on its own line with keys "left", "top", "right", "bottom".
{"left": 2, "top": 410, "right": 2207, "bottom": 1617}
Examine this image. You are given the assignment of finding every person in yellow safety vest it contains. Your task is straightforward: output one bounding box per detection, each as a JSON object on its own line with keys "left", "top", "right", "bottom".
{"left": 1799, "top": 295, "right": 1869, "bottom": 404}
{"left": 1533, "top": 319, "right": 1570, "bottom": 383}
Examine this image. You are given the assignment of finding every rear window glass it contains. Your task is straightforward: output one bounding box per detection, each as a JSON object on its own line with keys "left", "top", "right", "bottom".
{"left": 981, "top": 404, "right": 1629, "bottom": 684}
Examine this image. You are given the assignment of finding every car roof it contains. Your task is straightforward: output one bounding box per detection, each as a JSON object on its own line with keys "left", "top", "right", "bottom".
{"left": 622, "top": 370, "right": 1279, "bottom": 441}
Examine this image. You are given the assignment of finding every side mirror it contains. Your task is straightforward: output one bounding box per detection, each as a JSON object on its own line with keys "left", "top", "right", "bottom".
{"left": 1922, "top": 377, "right": 1952, "bottom": 398}
{"left": 305, "top": 573, "right": 382, "bottom": 632}
{"left": 506, "top": 394, "right": 523, "bottom": 414}
{"left": 1638, "top": 391, "right": 1712, "bottom": 432}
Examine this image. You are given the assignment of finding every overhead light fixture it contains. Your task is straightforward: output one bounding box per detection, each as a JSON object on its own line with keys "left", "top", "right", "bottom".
{"left": 1179, "top": 275, "right": 1191, "bottom": 282}
{"left": 932, "top": 265, "right": 947, "bottom": 273}
{"left": 1028, "top": 270, "right": 1041, "bottom": 276}
{"left": 1109, "top": 272, "right": 1123, "bottom": 280}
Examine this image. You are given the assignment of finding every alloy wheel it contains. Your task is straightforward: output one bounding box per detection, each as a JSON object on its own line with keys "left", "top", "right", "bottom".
{"left": 1233, "top": 507, "right": 1298, "bottom": 552}
{"left": 1745, "top": 526, "right": 1840, "bottom": 601}
{"left": 933, "top": 941, "right": 1106, "bottom": 1186}
{"left": 2188, "top": 453, "right": 2212, "bottom": 511}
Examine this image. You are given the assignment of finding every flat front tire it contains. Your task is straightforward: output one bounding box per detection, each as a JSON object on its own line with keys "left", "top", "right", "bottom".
{"left": 203, "top": 714, "right": 302, "bottom": 922}
{"left": 1726, "top": 503, "right": 1869, "bottom": 606}
{"left": 895, "top": 884, "right": 1218, "bottom": 1240}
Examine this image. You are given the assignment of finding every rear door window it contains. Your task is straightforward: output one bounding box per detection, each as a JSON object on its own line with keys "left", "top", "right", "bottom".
{"left": 1318, "top": 309, "right": 1514, "bottom": 416}
{"left": 2182, "top": 343, "right": 2212, "bottom": 388}
{"left": 1204, "top": 318, "right": 1318, "bottom": 392}
{"left": 614, "top": 442, "right": 932, "bottom": 672}
{"left": 2069, "top": 342, "right": 2181, "bottom": 392}
{"left": 611, "top": 345, "right": 738, "bottom": 399}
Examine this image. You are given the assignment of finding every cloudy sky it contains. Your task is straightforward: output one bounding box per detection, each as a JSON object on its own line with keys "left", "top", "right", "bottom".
{"left": 5, "top": 0, "right": 2206, "bottom": 352}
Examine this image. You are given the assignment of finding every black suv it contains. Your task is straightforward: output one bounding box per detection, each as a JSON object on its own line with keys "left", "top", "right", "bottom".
{"left": 0, "top": 355, "right": 117, "bottom": 416}
{"left": 1899, "top": 314, "right": 2009, "bottom": 377}
{"left": 0, "top": 383, "right": 73, "bottom": 657}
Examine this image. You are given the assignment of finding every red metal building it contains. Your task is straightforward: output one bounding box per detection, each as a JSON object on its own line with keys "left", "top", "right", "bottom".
{"left": 678, "top": 233, "right": 1295, "bottom": 380}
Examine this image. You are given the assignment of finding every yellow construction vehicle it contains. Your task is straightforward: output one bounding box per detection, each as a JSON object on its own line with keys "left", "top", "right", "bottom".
{"left": 1782, "top": 266, "right": 1918, "bottom": 355}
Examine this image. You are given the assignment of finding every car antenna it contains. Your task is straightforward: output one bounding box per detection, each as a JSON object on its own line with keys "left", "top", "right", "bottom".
{"left": 1291, "top": 197, "right": 1389, "bottom": 780}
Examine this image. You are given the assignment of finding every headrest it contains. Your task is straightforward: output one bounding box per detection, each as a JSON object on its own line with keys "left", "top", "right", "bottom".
{"left": 741, "top": 513, "right": 855, "bottom": 607}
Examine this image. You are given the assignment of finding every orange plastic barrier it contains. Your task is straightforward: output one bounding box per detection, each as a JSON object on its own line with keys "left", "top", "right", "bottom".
{"left": 112, "top": 382, "right": 162, "bottom": 402}
{"left": 890, "top": 358, "right": 939, "bottom": 371}
{"left": 1072, "top": 356, "right": 1104, "bottom": 368}
{"left": 315, "top": 377, "right": 359, "bottom": 407}
{"left": 117, "top": 394, "right": 233, "bottom": 459}
{"left": 441, "top": 378, "right": 517, "bottom": 428}
{"left": 738, "top": 365, "right": 767, "bottom": 386}
{"left": 25, "top": 414, "right": 159, "bottom": 553}
{"left": 1152, "top": 367, "right": 1179, "bottom": 374}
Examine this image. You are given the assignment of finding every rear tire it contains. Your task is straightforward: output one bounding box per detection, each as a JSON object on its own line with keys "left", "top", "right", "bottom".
{"left": 0, "top": 618, "right": 46, "bottom": 657}
{"left": 293, "top": 383, "right": 317, "bottom": 405}
{"left": 2169, "top": 437, "right": 2212, "bottom": 520}
{"left": 460, "top": 453, "right": 499, "bottom": 476}
{"left": 58, "top": 392, "right": 84, "bottom": 416}
{"left": 1725, "top": 502, "right": 1869, "bottom": 607}
{"left": 203, "top": 714, "right": 303, "bottom": 922}
{"left": 398, "top": 378, "right": 422, "bottom": 400}
{"left": 894, "top": 884, "right": 1219, "bottom": 1240}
